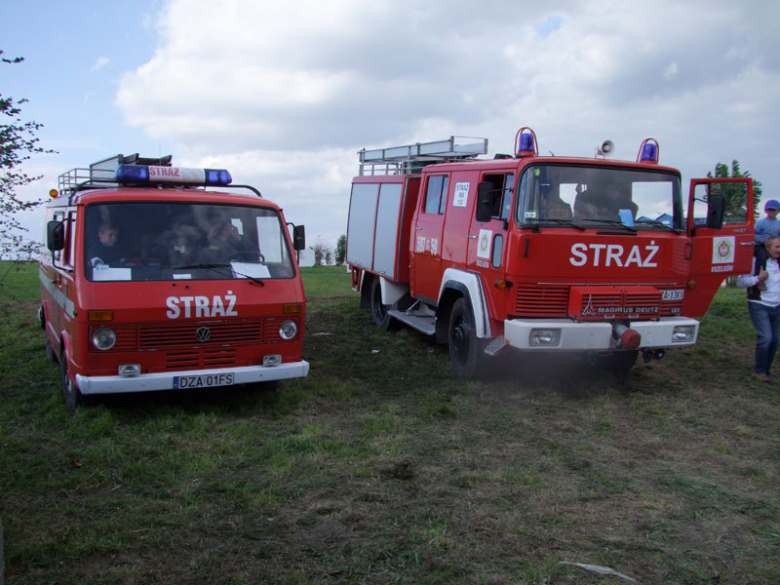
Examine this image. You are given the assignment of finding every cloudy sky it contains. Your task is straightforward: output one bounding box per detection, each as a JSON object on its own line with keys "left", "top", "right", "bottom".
{"left": 3, "top": 0, "right": 779, "bottom": 259}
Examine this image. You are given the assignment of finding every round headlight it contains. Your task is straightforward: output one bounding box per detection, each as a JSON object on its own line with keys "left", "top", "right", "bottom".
{"left": 92, "top": 327, "right": 117, "bottom": 350}
{"left": 279, "top": 320, "right": 298, "bottom": 340}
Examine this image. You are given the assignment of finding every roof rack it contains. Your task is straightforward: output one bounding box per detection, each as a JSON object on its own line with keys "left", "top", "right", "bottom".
{"left": 57, "top": 153, "right": 173, "bottom": 194}
{"left": 358, "top": 136, "right": 488, "bottom": 176}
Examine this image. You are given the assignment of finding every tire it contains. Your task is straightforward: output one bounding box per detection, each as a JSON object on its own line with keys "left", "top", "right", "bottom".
{"left": 61, "top": 352, "right": 84, "bottom": 410}
{"left": 45, "top": 338, "right": 57, "bottom": 362}
{"left": 370, "top": 277, "right": 398, "bottom": 331}
{"left": 597, "top": 350, "right": 638, "bottom": 375}
{"left": 448, "top": 297, "right": 484, "bottom": 378}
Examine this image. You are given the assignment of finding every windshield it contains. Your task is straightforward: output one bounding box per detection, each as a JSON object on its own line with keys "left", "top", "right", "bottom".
{"left": 517, "top": 164, "right": 683, "bottom": 230}
{"left": 84, "top": 202, "right": 295, "bottom": 282}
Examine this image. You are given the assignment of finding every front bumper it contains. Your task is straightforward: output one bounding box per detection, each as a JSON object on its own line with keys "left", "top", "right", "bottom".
{"left": 75, "top": 361, "right": 310, "bottom": 395}
{"left": 502, "top": 317, "right": 699, "bottom": 351}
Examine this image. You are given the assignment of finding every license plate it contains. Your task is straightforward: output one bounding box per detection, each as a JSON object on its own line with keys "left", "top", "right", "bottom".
{"left": 173, "top": 372, "right": 235, "bottom": 389}
{"left": 662, "top": 289, "right": 684, "bottom": 301}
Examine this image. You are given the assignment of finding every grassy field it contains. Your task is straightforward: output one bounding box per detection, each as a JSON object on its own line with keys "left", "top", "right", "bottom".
{"left": 1, "top": 261, "right": 779, "bottom": 584}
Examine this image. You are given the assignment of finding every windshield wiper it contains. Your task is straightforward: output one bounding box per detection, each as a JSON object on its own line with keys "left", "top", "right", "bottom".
{"left": 634, "top": 219, "right": 684, "bottom": 233}
{"left": 578, "top": 218, "right": 637, "bottom": 233}
{"left": 527, "top": 219, "right": 587, "bottom": 231}
{"left": 172, "top": 263, "right": 265, "bottom": 286}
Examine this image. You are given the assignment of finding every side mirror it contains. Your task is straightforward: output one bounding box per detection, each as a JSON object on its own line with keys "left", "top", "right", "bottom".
{"left": 476, "top": 182, "right": 493, "bottom": 223}
{"left": 706, "top": 193, "right": 725, "bottom": 229}
{"left": 293, "top": 225, "right": 306, "bottom": 251}
{"left": 47, "top": 220, "right": 65, "bottom": 251}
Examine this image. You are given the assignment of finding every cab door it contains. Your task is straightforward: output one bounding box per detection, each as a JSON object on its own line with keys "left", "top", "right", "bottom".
{"left": 411, "top": 173, "right": 449, "bottom": 304}
{"left": 685, "top": 177, "right": 754, "bottom": 315}
{"left": 467, "top": 172, "right": 515, "bottom": 320}
{"left": 43, "top": 208, "right": 75, "bottom": 354}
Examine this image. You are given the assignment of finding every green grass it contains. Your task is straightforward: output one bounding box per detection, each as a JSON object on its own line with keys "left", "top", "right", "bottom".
{"left": 1, "top": 261, "right": 780, "bottom": 584}
{"left": 300, "top": 264, "right": 352, "bottom": 298}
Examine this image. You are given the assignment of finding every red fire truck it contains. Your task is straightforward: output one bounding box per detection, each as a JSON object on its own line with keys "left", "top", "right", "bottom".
{"left": 346, "top": 128, "right": 754, "bottom": 377}
{"left": 40, "top": 154, "right": 308, "bottom": 408}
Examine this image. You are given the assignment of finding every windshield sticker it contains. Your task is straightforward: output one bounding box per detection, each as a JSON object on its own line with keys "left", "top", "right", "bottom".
{"left": 525, "top": 211, "right": 537, "bottom": 219}
{"left": 453, "top": 182, "right": 470, "bottom": 208}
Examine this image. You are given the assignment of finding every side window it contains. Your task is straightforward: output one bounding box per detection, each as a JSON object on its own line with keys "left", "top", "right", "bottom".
{"left": 491, "top": 234, "right": 504, "bottom": 268}
{"left": 52, "top": 211, "right": 66, "bottom": 263}
{"left": 424, "top": 175, "right": 449, "bottom": 215}
{"left": 64, "top": 210, "right": 77, "bottom": 269}
{"left": 482, "top": 173, "right": 514, "bottom": 220}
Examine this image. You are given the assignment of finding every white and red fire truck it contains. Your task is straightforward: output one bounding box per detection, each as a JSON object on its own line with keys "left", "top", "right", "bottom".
{"left": 346, "top": 128, "right": 754, "bottom": 377}
{"left": 40, "top": 154, "right": 309, "bottom": 408}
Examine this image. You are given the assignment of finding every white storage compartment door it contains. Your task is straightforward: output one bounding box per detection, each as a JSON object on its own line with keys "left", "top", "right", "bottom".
{"left": 346, "top": 183, "right": 379, "bottom": 270}
{"left": 372, "top": 183, "right": 403, "bottom": 279}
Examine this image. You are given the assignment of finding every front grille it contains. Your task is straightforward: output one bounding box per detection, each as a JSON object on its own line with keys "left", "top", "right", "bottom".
{"left": 90, "top": 316, "right": 301, "bottom": 353}
{"left": 139, "top": 319, "right": 264, "bottom": 349}
{"left": 165, "top": 348, "right": 238, "bottom": 370}
{"left": 512, "top": 285, "right": 682, "bottom": 319}
{"left": 513, "top": 285, "right": 569, "bottom": 317}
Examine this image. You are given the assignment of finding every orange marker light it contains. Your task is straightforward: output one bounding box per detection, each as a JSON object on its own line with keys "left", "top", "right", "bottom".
{"left": 88, "top": 310, "right": 114, "bottom": 322}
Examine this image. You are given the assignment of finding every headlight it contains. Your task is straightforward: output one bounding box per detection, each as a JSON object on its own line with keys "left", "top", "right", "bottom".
{"left": 279, "top": 320, "right": 298, "bottom": 340}
{"left": 92, "top": 327, "right": 116, "bottom": 350}
{"left": 529, "top": 328, "right": 561, "bottom": 347}
{"left": 672, "top": 325, "right": 696, "bottom": 343}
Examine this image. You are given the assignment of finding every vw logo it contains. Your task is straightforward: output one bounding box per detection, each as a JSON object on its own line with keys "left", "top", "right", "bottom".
{"left": 195, "top": 327, "right": 211, "bottom": 342}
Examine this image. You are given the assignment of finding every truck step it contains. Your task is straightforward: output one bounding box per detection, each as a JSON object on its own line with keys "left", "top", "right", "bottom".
{"left": 388, "top": 310, "right": 436, "bottom": 336}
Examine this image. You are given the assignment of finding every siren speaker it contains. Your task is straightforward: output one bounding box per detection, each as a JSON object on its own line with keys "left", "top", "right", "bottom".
{"left": 599, "top": 140, "right": 614, "bottom": 156}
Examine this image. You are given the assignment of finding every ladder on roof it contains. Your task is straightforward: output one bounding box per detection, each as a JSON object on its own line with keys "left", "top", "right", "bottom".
{"left": 57, "top": 153, "right": 173, "bottom": 194}
{"left": 358, "top": 136, "right": 488, "bottom": 176}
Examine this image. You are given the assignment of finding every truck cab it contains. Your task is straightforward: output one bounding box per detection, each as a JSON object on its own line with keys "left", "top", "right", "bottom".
{"left": 346, "top": 129, "right": 753, "bottom": 377}
{"left": 39, "top": 154, "right": 308, "bottom": 408}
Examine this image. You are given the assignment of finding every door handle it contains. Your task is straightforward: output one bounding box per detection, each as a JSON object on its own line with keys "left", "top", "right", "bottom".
{"left": 468, "top": 235, "right": 477, "bottom": 239}
{"left": 415, "top": 226, "right": 423, "bottom": 230}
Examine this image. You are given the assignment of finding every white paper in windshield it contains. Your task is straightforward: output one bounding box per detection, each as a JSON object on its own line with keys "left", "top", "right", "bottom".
{"left": 231, "top": 262, "right": 271, "bottom": 279}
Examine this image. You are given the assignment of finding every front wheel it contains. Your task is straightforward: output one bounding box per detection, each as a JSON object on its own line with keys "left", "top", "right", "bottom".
{"left": 61, "top": 353, "right": 85, "bottom": 410}
{"left": 597, "top": 350, "right": 638, "bottom": 375}
{"left": 448, "top": 297, "right": 484, "bottom": 378}
{"left": 45, "top": 338, "right": 57, "bottom": 362}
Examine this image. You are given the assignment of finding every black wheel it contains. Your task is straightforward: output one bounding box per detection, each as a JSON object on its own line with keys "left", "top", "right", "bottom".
{"left": 61, "top": 352, "right": 84, "bottom": 410}
{"left": 597, "top": 350, "right": 638, "bottom": 375}
{"left": 448, "top": 297, "right": 483, "bottom": 378}
{"left": 45, "top": 338, "right": 57, "bottom": 362}
{"left": 370, "top": 277, "right": 398, "bottom": 330}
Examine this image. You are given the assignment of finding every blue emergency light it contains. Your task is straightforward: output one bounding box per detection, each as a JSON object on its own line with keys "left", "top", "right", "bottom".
{"left": 637, "top": 138, "right": 659, "bottom": 164}
{"left": 515, "top": 127, "right": 538, "bottom": 157}
{"left": 116, "top": 165, "right": 149, "bottom": 182}
{"left": 115, "top": 165, "right": 233, "bottom": 186}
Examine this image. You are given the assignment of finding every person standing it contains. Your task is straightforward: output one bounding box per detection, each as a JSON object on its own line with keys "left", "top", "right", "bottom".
{"left": 754, "top": 200, "right": 780, "bottom": 269}
{"left": 738, "top": 236, "right": 780, "bottom": 382}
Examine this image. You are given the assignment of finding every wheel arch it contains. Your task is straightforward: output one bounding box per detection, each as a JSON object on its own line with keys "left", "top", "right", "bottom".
{"left": 435, "top": 269, "right": 491, "bottom": 344}
{"left": 359, "top": 271, "right": 375, "bottom": 309}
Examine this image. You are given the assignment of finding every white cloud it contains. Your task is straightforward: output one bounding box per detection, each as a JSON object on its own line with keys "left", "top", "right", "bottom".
{"left": 91, "top": 56, "right": 109, "bottom": 71}
{"left": 111, "top": 0, "right": 780, "bottom": 248}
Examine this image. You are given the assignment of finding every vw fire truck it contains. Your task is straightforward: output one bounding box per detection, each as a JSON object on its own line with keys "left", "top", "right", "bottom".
{"left": 346, "top": 128, "right": 754, "bottom": 377}
{"left": 40, "top": 154, "right": 308, "bottom": 408}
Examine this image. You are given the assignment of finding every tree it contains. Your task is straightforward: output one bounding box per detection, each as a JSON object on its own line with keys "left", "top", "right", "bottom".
{"left": 309, "top": 236, "right": 332, "bottom": 267}
{"left": 707, "top": 160, "right": 763, "bottom": 221}
{"left": 1, "top": 51, "right": 55, "bottom": 259}
{"left": 335, "top": 234, "right": 346, "bottom": 265}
